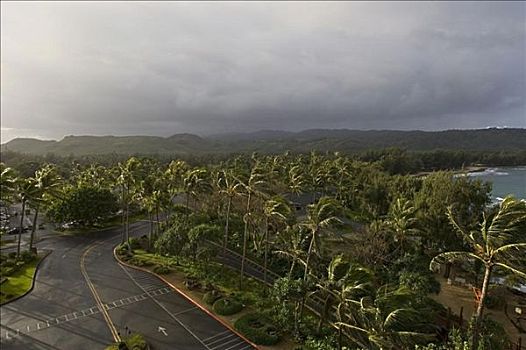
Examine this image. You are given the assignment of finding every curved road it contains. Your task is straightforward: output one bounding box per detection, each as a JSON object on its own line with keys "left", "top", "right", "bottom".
{"left": 0, "top": 222, "right": 256, "bottom": 350}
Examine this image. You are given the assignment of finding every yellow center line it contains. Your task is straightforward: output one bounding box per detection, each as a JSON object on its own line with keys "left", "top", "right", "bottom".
{"left": 80, "top": 240, "right": 121, "bottom": 342}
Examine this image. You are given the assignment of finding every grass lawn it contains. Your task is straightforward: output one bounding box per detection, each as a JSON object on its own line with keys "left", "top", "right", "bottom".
{"left": 105, "top": 333, "right": 148, "bottom": 350}
{"left": 0, "top": 256, "right": 43, "bottom": 304}
{"left": 0, "top": 238, "right": 16, "bottom": 247}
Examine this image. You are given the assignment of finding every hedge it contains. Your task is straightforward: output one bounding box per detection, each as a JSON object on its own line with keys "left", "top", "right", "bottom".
{"left": 213, "top": 298, "right": 243, "bottom": 316}
{"left": 203, "top": 290, "right": 222, "bottom": 305}
{"left": 153, "top": 264, "right": 172, "bottom": 275}
{"left": 234, "top": 313, "right": 280, "bottom": 345}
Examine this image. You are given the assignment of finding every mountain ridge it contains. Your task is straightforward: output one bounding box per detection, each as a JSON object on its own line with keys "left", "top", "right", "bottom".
{"left": 2, "top": 128, "right": 525, "bottom": 156}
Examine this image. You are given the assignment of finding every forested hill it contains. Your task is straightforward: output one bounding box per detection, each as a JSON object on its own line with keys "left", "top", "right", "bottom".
{"left": 2, "top": 128, "right": 526, "bottom": 156}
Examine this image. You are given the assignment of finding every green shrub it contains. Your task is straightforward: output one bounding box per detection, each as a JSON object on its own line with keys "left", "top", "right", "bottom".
{"left": 2, "top": 267, "right": 15, "bottom": 276}
{"left": 203, "top": 290, "right": 222, "bottom": 305}
{"left": 2, "top": 259, "right": 16, "bottom": 268}
{"left": 153, "top": 264, "right": 172, "bottom": 275}
{"left": 128, "top": 238, "right": 142, "bottom": 250}
{"left": 234, "top": 313, "right": 280, "bottom": 346}
{"left": 20, "top": 251, "right": 36, "bottom": 263}
{"left": 105, "top": 333, "right": 148, "bottom": 350}
{"left": 399, "top": 270, "right": 441, "bottom": 295}
{"left": 128, "top": 257, "right": 146, "bottom": 267}
{"left": 213, "top": 298, "right": 243, "bottom": 316}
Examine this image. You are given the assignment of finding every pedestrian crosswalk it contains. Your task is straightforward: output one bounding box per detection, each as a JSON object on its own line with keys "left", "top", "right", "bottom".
{"left": 0, "top": 286, "right": 172, "bottom": 340}
{"left": 124, "top": 267, "right": 167, "bottom": 291}
{"left": 202, "top": 330, "right": 254, "bottom": 350}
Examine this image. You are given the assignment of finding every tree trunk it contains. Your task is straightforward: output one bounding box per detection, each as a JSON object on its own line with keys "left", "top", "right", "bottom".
{"left": 156, "top": 205, "right": 160, "bottom": 237}
{"left": 299, "top": 230, "right": 316, "bottom": 318}
{"left": 472, "top": 264, "right": 492, "bottom": 349}
{"left": 125, "top": 192, "right": 131, "bottom": 252}
{"left": 17, "top": 200, "right": 26, "bottom": 257}
{"left": 303, "top": 229, "right": 317, "bottom": 281}
{"left": 288, "top": 259, "right": 296, "bottom": 278}
{"left": 317, "top": 294, "right": 330, "bottom": 334}
{"left": 263, "top": 217, "right": 269, "bottom": 286}
{"left": 121, "top": 186, "right": 126, "bottom": 244}
{"left": 294, "top": 301, "right": 300, "bottom": 336}
{"left": 148, "top": 212, "right": 154, "bottom": 250}
{"left": 240, "top": 192, "right": 251, "bottom": 290}
{"left": 222, "top": 196, "right": 232, "bottom": 268}
{"left": 185, "top": 192, "right": 190, "bottom": 222}
{"left": 29, "top": 204, "right": 40, "bottom": 252}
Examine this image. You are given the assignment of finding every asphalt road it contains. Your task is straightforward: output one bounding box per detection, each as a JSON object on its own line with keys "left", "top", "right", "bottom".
{"left": 1, "top": 222, "right": 256, "bottom": 350}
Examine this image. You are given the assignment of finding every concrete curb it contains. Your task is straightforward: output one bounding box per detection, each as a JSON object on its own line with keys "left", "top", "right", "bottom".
{"left": 113, "top": 247, "right": 260, "bottom": 350}
{"left": 1, "top": 249, "right": 52, "bottom": 306}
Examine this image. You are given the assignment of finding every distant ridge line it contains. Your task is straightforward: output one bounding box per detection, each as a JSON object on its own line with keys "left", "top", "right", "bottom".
{"left": 2, "top": 128, "right": 525, "bottom": 156}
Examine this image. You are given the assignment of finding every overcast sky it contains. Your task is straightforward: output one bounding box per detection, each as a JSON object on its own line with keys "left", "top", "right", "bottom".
{"left": 1, "top": 1, "right": 525, "bottom": 142}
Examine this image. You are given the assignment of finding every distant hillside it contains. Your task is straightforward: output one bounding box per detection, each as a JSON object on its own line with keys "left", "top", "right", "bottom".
{"left": 2, "top": 128, "right": 525, "bottom": 156}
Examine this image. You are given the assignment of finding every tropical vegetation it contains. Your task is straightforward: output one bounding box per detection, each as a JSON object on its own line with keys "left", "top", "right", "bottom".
{"left": 1, "top": 149, "right": 524, "bottom": 349}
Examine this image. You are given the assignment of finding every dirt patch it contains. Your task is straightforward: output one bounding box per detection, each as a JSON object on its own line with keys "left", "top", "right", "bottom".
{"left": 431, "top": 275, "right": 525, "bottom": 344}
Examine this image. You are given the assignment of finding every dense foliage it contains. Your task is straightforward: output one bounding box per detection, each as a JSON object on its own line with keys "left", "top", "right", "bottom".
{"left": 46, "top": 185, "right": 119, "bottom": 226}
{"left": 2, "top": 147, "right": 524, "bottom": 349}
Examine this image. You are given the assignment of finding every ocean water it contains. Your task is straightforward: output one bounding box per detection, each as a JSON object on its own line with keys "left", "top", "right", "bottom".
{"left": 467, "top": 166, "right": 526, "bottom": 201}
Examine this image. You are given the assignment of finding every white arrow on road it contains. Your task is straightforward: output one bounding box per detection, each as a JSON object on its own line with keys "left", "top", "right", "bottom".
{"left": 158, "top": 326, "right": 167, "bottom": 336}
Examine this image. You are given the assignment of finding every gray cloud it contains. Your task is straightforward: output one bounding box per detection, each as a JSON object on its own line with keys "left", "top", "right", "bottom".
{"left": 1, "top": 1, "right": 525, "bottom": 142}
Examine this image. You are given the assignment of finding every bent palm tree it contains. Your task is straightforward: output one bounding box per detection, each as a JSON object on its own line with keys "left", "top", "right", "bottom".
{"left": 237, "top": 162, "right": 266, "bottom": 289}
{"left": 385, "top": 198, "right": 419, "bottom": 253}
{"left": 430, "top": 196, "right": 526, "bottom": 349}
{"left": 316, "top": 256, "right": 373, "bottom": 335}
{"left": 338, "top": 286, "right": 435, "bottom": 349}
{"left": 301, "top": 197, "right": 342, "bottom": 281}
{"left": 262, "top": 196, "right": 291, "bottom": 285}
{"left": 16, "top": 178, "right": 38, "bottom": 257}
{"left": 217, "top": 171, "right": 242, "bottom": 256}
{"left": 29, "top": 165, "right": 62, "bottom": 251}
{"left": 0, "top": 163, "right": 18, "bottom": 204}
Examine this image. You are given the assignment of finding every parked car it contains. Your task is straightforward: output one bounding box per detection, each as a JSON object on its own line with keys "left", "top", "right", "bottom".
{"left": 7, "top": 227, "right": 29, "bottom": 235}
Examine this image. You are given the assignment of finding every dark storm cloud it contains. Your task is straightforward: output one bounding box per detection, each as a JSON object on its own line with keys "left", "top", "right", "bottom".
{"left": 1, "top": 1, "right": 525, "bottom": 141}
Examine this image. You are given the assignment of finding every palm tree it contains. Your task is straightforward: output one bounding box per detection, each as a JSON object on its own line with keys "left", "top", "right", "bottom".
{"left": 333, "top": 154, "right": 351, "bottom": 201}
{"left": 217, "top": 170, "right": 242, "bottom": 257}
{"left": 262, "top": 196, "right": 291, "bottom": 285}
{"left": 16, "top": 178, "right": 38, "bottom": 257}
{"left": 338, "top": 286, "right": 435, "bottom": 349}
{"left": 275, "top": 225, "right": 306, "bottom": 278}
{"left": 237, "top": 162, "right": 266, "bottom": 289}
{"left": 301, "top": 197, "right": 342, "bottom": 281}
{"left": 0, "top": 164, "right": 18, "bottom": 220}
{"left": 430, "top": 196, "right": 526, "bottom": 349}
{"left": 117, "top": 157, "right": 142, "bottom": 250}
{"left": 315, "top": 255, "right": 348, "bottom": 334}
{"left": 385, "top": 198, "right": 419, "bottom": 254}
{"left": 28, "top": 165, "right": 61, "bottom": 251}
{"left": 287, "top": 164, "right": 306, "bottom": 196}
{"left": 182, "top": 168, "right": 211, "bottom": 220}
{"left": 165, "top": 160, "right": 189, "bottom": 216}
{"left": 330, "top": 263, "right": 374, "bottom": 349}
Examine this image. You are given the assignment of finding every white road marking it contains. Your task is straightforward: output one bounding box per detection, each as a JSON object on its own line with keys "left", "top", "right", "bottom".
{"left": 119, "top": 265, "right": 212, "bottom": 349}
{"left": 158, "top": 326, "right": 168, "bottom": 336}
{"left": 0, "top": 286, "right": 182, "bottom": 341}
{"left": 203, "top": 330, "right": 230, "bottom": 342}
